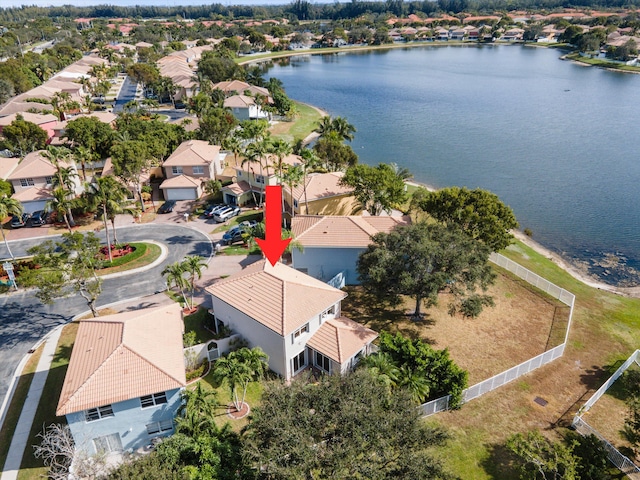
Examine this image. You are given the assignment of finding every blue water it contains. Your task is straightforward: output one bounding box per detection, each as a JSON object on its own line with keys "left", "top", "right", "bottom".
{"left": 265, "top": 46, "right": 640, "bottom": 286}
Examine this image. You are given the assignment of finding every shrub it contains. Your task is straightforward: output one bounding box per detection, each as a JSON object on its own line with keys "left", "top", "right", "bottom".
{"left": 186, "top": 361, "right": 208, "bottom": 382}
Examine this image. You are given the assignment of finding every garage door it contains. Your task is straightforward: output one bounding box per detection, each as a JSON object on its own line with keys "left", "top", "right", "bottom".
{"left": 165, "top": 188, "right": 197, "bottom": 201}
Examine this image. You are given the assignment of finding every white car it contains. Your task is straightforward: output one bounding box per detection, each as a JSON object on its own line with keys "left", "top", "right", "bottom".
{"left": 213, "top": 206, "right": 241, "bottom": 223}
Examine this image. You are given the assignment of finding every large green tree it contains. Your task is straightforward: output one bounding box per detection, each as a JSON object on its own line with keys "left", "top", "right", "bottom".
{"left": 313, "top": 130, "right": 358, "bottom": 171}
{"left": 2, "top": 115, "right": 48, "bottom": 156}
{"left": 197, "top": 107, "right": 237, "bottom": 145}
{"left": 212, "top": 347, "right": 268, "bottom": 412}
{"left": 110, "top": 140, "right": 150, "bottom": 211}
{"left": 340, "top": 162, "right": 408, "bottom": 215}
{"left": 0, "top": 196, "right": 23, "bottom": 259}
{"left": 21, "top": 232, "right": 104, "bottom": 317}
{"left": 242, "top": 369, "right": 452, "bottom": 479}
{"left": 64, "top": 116, "right": 114, "bottom": 159}
{"left": 197, "top": 51, "right": 244, "bottom": 84}
{"left": 412, "top": 186, "right": 519, "bottom": 252}
{"left": 357, "top": 222, "right": 496, "bottom": 319}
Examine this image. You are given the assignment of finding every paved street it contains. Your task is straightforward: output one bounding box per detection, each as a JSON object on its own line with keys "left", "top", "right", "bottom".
{"left": 0, "top": 224, "right": 214, "bottom": 407}
{"left": 112, "top": 75, "right": 137, "bottom": 113}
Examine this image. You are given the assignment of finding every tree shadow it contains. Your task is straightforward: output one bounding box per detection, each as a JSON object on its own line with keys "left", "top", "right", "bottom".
{"left": 240, "top": 255, "right": 262, "bottom": 269}
{"left": 164, "top": 235, "right": 195, "bottom": 245}
{"left": 479, "top": 442, "right": 520, "bottom": 479}
{"left": 188, "top": 241, "right": 213, "bottom": 257}
{"left": 579, "top": 364, "right": 614, "bottom": 391}
{"left": 341, "top": 286, "right": 436, "bottom": 343}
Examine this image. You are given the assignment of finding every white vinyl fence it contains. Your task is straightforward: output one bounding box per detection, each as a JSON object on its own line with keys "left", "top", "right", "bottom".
{"left": 572, "top": 350, "right": 640, "bottom": 478}
{"left": 420, "top": 252, "right": 575, "bottom": 417}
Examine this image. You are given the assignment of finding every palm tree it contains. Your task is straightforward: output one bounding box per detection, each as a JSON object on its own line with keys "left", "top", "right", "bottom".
{"left": 314, "top": 115, "right": 333, "bottom": 138}
{"left": 314, "top": 115, "right": 356, "bottom": 142}
{"left": 0, "top": 197, "right": 22, "bottom": 259}
{"left": 299, "top": 148, "right": 320, "bottom": 214}
{"left": 74, "top": 145, "right": 94, "bottom": 181}
{"left": 222, "top": 135, "right": 243, "bottom": 167}
{"left": 201, "top": 179, "right": 222, "bottom": 198}
{"left": 176, "top": 383, "right": 219, "bottom": 436}
{"left": 45, "top": 188, "right": 75, "bottom": 233}
{"left": 162, "top": 262, "right": 189, "bottom": 307}
{"left": 397, "top": 366, "right": 430, "bottom": 404}
{"left": 180, "top": 255, "right": 207, "bottom": 309}
{"left": 213, "top": 347, "right": 268, "bottom": 411}
{"left": 282, "top": 164, "right": 303, "bottom": 217}
{"left": 361, "top": 352, "right": 399, "bottom": 391}
{"left": 243, "top": 140, "right": 270, "bottom": 206}
{"left": 43, "top": 146, "right": 78, "bottom": 227}
{"left": 390, "top": 162, "right": 413, "bottom": 182}
{"left": 269, "top": 138, "right": 293, "bottom": 211}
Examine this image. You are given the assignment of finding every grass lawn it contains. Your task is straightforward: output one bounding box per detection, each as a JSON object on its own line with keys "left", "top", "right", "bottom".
{"left": 18, "top": 322, "right": 79, "bottom": 480}
{"left": 184, "top": 307, "right": 215, "bottom": 344}
{"left": 97, "top": 242, "right": 161, "bottom": 275}
{"left": 0, "top": 345, "right": 44, "bottom": 473}
{"left": 268, "top": 101, "right": 323, "bottom": 144}
{"left": 220, "top": 244, "right": 261, "bottom": 256}
{"left": 420, "top": 240, "right": 640, "bottom": 478}
{"left": 196, "top": 370, "right": 264, "bottom": 433}
{"left": 565, "top": 52, "right": 640, "bottom": 72}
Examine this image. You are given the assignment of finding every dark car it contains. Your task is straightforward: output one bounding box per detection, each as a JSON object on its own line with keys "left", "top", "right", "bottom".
{"left": 27, "top": 210, "right": 48, "bottom": 227}
{"left": 10, "top": 213, "right": 31, "bottom": 228}
{"left": 203, "top": 204, "right": 225, "bottom": 218}
{"left": 222, "top": 221, "right": 258, "bottom": 245}
{"left": 157, "top": 200, "right": 176, "bottom": 214}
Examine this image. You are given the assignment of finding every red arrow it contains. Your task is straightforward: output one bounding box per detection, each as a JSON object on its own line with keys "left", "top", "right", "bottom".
{"left": 256, "top": 185, "right": 291, "bottom": 266}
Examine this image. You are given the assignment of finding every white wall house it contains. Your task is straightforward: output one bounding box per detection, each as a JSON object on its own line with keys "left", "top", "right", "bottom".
{"left": 206, "top": 260, "right": 378, "bottom": 380}
{"left": 56, "top": 304, "right": 186, "bottom": 456}
{"left": 291, "top": 215, "right": 410, "bottom": 285}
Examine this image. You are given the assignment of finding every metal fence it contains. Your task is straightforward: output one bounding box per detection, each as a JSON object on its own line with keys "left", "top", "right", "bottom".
{"left": 573, "top": 416, "right": 640, "bottom": 477}
{"left": 420, "top": 253, "right": 575, "bottom": 417}
{"left": 572, "top": 350, "right": 640, "bottom": 478}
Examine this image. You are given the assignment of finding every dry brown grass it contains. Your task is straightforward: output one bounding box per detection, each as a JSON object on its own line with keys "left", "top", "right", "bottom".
{"left": 342, "top": 267, "right": 568, "bottom": 384}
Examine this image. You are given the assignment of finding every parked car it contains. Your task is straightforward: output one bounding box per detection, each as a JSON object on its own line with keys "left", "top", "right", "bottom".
{"left": 222, "top": 226, "right": 245, "bottom": 245}
{"left": 239, "top": 220, "right": 258, "bottom": 229}
{"left": 213, "top": 206, "right": 241, "bottom": 223}
{"left": 10, "top": 213, "right": 31, "bottom": 228}
{"left": 27, "top": 210, "right": 48, "bottom": 227}
{"left": 203, "top": 204, "right": 226, "bottom": 218}
{"left": 157, "top": 200, "right": 176, "bottom": 214}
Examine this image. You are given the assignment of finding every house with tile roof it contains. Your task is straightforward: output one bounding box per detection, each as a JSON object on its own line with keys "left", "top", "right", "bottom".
{"left": 282, "top": 171, "right": 357, "bottom": 216}
{"left": 206, "top": 260, "right": 377, "bottom": 380}
{"left": 8, "top": 150, "right": 82, "bottom": 213}
{"left": 160, "top": 139, "right": 224, "bottom": 200}
{"left": 290, "top": 215, "right": 410, "bottom": 284}
{"left": 56, "top": 304, "right": 186, "bottom": 456}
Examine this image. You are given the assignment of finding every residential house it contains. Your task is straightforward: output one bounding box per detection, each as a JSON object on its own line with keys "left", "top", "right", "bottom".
{"left": 221, "top": 153, "right": 301, "bottom": 206}
{"left": 160, "top": 140, "right": 224, "bottom": 200}
{"left": 56, "top": 304, "right": 186, "bottom": 456}
{"left": 291, "top": 215, "right": 410, "bottom": 285}
{"left": 8, "top": 150, "right": 82, "bottom": 213}
{"left": 206, "top": 260, "right": 378, "bottom": 380}
{"left": 212, "top": 80, "right": 272, "bottom": 101}
{"left": 223, "top": 94, "right": 271, "bottom": 121}
{"left": 283, "top": 171, "right": 357, "bottom": 216}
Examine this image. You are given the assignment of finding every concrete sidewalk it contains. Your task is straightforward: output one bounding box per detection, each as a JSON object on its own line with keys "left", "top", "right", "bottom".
{"left": 1, "top": 326, "right": 62, "bottom": 480}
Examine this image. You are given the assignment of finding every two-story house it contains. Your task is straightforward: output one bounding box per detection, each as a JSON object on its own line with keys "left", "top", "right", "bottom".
{"left": 283, "top": 171, "right": 357, "bottom": 216}
{"left": 221, "top": 153, "right": 301, "bottom": 207}
{"left": 56, "top": 304, "right": 186, "bottom": 456}
{"left": 291, "top": 215, "right": 411, "bottom": 285}
{"left": 206, "top": 260, "right": 378, "bottom": 380}
{"left": 160, "top": 140, "right": 224, "bottom": 200}
{"left": 8, "top": 150, "right": 82, "bottom": 213}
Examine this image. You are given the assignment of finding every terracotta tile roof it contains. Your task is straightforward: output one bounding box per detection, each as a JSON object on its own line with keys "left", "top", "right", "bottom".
{"left": 291, "top": 215, "right": 410, "bottom": 248}
{"left": 8, "top": 151, "right": 59, "bottom": 180}
{"left": 160, "top": 174, "right": 200, "bottom": 189}
{"left": 12, "top": 186, "right": 53, "bottom": 202}
{"left": 222, "top": 180, "right": 252, "bottom": 195}
{"left": 224, "top": 94, "right": 255, "bottom": 108}
{"left": 0, "top": 112, "right": 58, "bottom": 127}
{"left": 213, "top": 80, "right": 270, "bottom": 98}
{"left": 0, "top": 157, "right": 20, "bottom": 180}
{"left": 206, "top": 260, "right": 346, "bottom": 336}
{"left": 0, "top": 101, "right": 51, "bottom": 116}
{"left": 288, "top": 171, "right": 352, "bottom": 202}
{"left": 163, "top": 140, "right": 220, "bottom": 167}
{"left": 56, "top": 304, "right": 186, "bottom": 416}
{"left": 307, "top": 316, "right": 378, "bottom": 364}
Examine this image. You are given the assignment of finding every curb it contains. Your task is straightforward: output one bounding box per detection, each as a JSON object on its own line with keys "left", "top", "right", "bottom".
{"left": 99, "top": 240, "right": 168, "bottom": 280}
{"left": 0, "top": 323, "right": 65, "bottom": 435}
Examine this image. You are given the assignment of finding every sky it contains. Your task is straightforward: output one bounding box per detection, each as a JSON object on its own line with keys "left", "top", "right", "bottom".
{"left": 2, "top": 0, "right": 296, "bottom": 7}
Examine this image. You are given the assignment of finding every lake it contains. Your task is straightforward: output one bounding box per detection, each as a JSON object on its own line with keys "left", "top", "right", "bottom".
{"left": 264, "top": 45, "right": 640, "bottom": 286}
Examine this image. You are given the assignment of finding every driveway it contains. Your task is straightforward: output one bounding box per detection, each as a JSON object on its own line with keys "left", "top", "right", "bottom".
{"left": 112, "top": 76, "right": 137, "bottom": 113}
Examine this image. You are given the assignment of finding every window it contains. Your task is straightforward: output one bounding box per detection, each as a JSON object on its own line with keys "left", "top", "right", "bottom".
{"left": 171, "top": 166, "right": 183, "bottom": 175}
{"left": 293, "top": 350, "right": 306, "bottom": 373}
{"left": 85, "top": 404, "right": 114, "bottom": 422}
{"left": 237, "top": 170, "right": 242, "bottom": 177}
{"left": 20, "top": 178, "right": 34, "bottom": 187}
{"left": 45, "top": 176, "right": 53, "bottom": 185}
{"left": 315, "top": 351, "right": 331, "bottom": 373}
{"left": 93, "top": 433, "right": 122, "bottom": 453}
{"left": 140, "top": 392, "right": 168, "bottom": 408}
{"left": 192, "top": 166, "right": 204, "bottom": 175}
{"left": 291, "top": 323, "right": 309, "bottom": 343}
{"left": 146, "top": 419, "right": 173, "bottom": 435}
{"left": 256, "top": 175, "right": 265, "bottom": 184}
